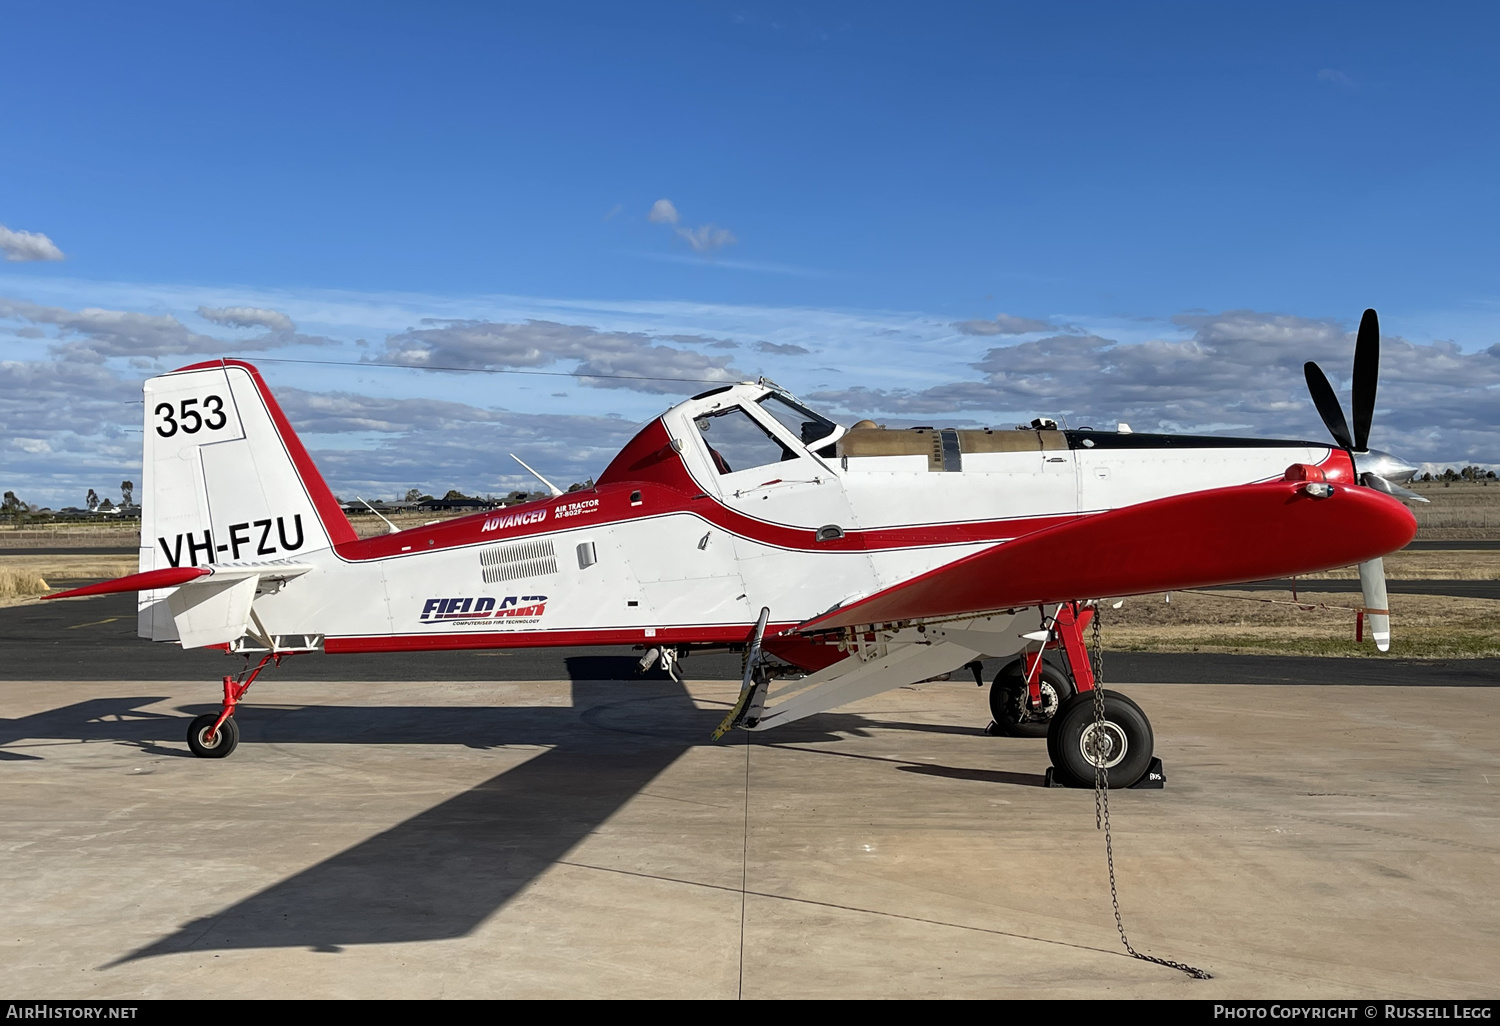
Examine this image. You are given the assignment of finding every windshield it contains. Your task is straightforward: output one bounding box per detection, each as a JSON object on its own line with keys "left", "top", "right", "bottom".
{"left": 756, "top": 392, "right": 838, "bottom": 448}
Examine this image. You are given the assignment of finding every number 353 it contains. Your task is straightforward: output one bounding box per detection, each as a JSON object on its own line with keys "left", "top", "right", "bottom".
{"left": 155, "top": 395, "right": 228, "bottom": 437}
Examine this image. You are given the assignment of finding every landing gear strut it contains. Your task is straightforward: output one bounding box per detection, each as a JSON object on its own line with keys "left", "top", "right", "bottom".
{"left": 991, "top": 601, "right": 1160, "bottom": 789}
{"left": 989, "top": 602, "right": 1095, "bottom": 737}
{"left": 185, "top": 652, "right": 284, "bottom": 759}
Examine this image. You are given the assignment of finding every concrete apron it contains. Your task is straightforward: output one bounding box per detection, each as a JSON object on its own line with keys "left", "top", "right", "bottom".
{"left": 1, "top": 678, "right": 1496, "bottom": 998}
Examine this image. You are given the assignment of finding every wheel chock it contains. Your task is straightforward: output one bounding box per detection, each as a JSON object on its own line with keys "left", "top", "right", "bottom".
{"left": 1044, "top": 756, "right": 1165, "bottom": 789}
{"left": 1129, "top": 756, "right": 1166, "bottom": 789}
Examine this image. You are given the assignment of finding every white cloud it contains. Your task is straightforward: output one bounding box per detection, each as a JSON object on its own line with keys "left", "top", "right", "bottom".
{"left": 198, "top": 305, "right": 296, "bottom": 332}
{"left": 755, "top": 340, "right": 809, "bottom": 355}
{"left": 0, "top": 296, "right": 330, "bottom": 361}
{"left": 952, "top": 314, "right": 1058, "bottom": 336}
{"left": 0, "top": 297, "right": 222, "bottom": 357}
{"left": 1318, "top": 68, "right": 1353, "bottom": 87}
{"left": 675, "top": 223, "right": 736, "bottom": 254}
{"left": 648, "top": 199, "right": 680, "bottom": 225}
{"left": 0, "top": 224, "right": 65, "bottom": 262}
{"left": 375, "top": 317, "right": 744, "bottom": 394}
{"left": 274, "top": 387, "right": 639, "bottom": 497}
{"left": 647, "top": 198, "right": 737, "bottom": 255}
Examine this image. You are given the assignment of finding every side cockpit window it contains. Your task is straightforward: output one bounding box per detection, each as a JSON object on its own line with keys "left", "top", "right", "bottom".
{"left": 694, "top": 407, "right": 797, "bottom": 475}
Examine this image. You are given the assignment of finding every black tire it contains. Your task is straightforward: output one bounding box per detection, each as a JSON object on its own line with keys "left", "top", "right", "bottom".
{"left": 988, "top": 659, "right": 1075, "bottom": 738}
{"left": 1046, "top": 690, "right": 1153, "bottom": 788}
{"left": 187, "top": 713, "right": 239, "bottom": 759}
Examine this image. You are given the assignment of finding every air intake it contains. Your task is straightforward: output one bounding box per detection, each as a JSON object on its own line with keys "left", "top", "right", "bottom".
{"left": 479, "top": 538, "right": 558, "bottom": 583}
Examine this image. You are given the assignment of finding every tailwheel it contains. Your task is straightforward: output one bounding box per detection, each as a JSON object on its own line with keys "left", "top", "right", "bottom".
{"left": 989, "top": 658, "right": 1074, "bottom": 737}
{"left": 1046, "top": 690, "right": 1153, "bottom": 788}
{"left": 184, "top": 652, "right": 283, "bottom": 759}
{"left": 187, "top": 713, "right": 239, "bottom": 759}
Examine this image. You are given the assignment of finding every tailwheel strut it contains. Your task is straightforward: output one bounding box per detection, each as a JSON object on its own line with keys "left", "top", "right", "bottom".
{"left": 186, "top": 652, "right": 285, "bottom": 759}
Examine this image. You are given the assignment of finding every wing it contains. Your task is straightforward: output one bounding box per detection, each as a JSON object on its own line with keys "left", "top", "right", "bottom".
{"left": 794, "top": 477, "right": 1417, "bottom": 635}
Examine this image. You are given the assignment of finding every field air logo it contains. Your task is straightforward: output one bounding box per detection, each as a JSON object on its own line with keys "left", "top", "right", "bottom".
{"left": 420, "top": 595, "right": 548, "bottom": 626}
{"left": 159, "top": 515, "right": 305, "bottom": 567}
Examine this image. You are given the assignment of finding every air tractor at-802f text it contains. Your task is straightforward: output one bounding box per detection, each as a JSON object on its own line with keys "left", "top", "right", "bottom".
{"left": 50, "top": 309, "right": 1420, "bottom": 785}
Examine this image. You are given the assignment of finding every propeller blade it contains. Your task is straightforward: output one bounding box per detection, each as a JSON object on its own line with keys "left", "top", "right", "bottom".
{"left": 1304, "top": 361, "right": 1354, "bottom": 449}
{"left": 1351, "top": 308, "right": 1380, "bottom": 451}
{"left": 1358, "top": 557, "right": 1391, "bottom": 652}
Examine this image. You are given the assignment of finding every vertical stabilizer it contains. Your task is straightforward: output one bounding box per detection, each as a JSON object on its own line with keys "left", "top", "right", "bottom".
{"left": 138, "top": 360, "right": 354, "bottom": 640}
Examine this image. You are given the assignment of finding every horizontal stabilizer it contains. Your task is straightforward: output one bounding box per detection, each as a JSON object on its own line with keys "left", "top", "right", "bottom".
{"left": 796, "top": 478, "right": 1417, "bottom": 634}
{"left": 45, "top": 560, "right": 312, "bottom": 601}
{"left": 45, "top": 566, "right": 210, "bottom": 600}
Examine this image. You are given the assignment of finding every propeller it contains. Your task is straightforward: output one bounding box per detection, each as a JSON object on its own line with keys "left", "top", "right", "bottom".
{"left": 1302, "top": 308, "right": 1425, "bottom": 652}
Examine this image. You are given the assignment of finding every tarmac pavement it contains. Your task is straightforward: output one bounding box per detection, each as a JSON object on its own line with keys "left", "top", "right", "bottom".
{"left": 1, "top": 674, "right": 1497, "bottom": 998}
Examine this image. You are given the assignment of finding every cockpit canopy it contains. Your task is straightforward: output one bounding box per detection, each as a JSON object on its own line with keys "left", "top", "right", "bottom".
{"left": 692, "top": 390, "right": 839, "bottom": 475}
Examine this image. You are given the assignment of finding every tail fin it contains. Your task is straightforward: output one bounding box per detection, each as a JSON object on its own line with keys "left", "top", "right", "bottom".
{"left": 138, "top": 359, "right": 354, "bottom": 640}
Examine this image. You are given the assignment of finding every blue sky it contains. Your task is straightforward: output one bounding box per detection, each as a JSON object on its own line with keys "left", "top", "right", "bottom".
{"left": 3, "top": 2, "right": 1499, "bottom": 506}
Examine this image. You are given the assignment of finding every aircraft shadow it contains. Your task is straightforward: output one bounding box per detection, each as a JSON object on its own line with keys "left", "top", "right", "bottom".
{"left": 897, "top": 763, "right": 1048, "bottom": 787}
{"left": 117, "top": 737, "right": 691, "bottom": 960}
{"left": 1, "top": 681, "right": 1003, "bottom": 963}
{"left": 101, "top": 680, "right": 897, "bottom": 964}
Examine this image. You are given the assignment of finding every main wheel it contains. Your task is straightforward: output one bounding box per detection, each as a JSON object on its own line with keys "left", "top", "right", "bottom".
{"left": 989, "top": 659, "right": 1075, "bottom": 737}
{"left": 1046, "top": 690, "right": 1153, "bottom": 788}
{"left": 187, "top": 713, "right": 239, "bottom": 759}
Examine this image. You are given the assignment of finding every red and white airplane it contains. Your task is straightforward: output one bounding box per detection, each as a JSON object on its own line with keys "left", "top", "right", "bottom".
{"left": 50, "top": 309, "right": 1419, "bottom": 786}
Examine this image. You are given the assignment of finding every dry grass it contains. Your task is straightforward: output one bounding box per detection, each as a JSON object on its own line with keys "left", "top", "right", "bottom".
{"left": 0, "top": 567, "right": 50, "bottom": 601}
{"left": 1104, "top": 588, "right": 1500, "bottom": 658}
{"left": 1307, "top": 548, "right": 1500, "bottom": 579}
{"left": 1409, "top": 479, "right": 1500, "bottom": 539}
{"left": 0, "top": 556, "right": 138, "bottom": 609}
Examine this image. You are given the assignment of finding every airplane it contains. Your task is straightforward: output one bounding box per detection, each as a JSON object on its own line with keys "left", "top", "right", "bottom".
{"left": 47, "top": 308, "right": 1420, "bottom": 787}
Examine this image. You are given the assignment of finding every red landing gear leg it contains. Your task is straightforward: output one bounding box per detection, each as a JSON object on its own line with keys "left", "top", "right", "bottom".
{"left": 989, "top": 602, "right": 1096, "bottom": 738}
{"left": 185, "top": 653, "right": 284, "bottom": 759}
{"left": 1051, "top": 602, "right": 1096, "bottom": 696}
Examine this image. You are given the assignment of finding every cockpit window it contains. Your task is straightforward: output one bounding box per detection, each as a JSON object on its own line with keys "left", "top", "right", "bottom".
{"left": 757, "top": 393, "right": 838, "bottom": 448}
{"left": 694, "top": 407, "right": 797, "bottom": 475}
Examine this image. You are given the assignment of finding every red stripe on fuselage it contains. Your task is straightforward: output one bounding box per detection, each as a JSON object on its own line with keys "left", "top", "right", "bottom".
{"left": 324, "top": 622, "right": 797, "bottom": 653}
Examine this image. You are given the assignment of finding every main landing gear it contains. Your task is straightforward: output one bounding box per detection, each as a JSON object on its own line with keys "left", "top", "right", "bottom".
{"left": 988, "top": 602, "right": 1160, "bottom": 789}
{"left": 185, "top": 652, "right": 285, "bottom": 759}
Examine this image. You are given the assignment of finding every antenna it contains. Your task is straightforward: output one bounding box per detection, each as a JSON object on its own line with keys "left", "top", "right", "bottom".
{"left": 510, "top": 454, "right": 564, "bottom": 498}
{"left": 356, "top": 496, "right": 400, "bottom": 535}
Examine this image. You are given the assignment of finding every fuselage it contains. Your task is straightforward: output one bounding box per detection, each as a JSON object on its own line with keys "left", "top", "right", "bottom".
{"left": 139, "top": 376, "right": 1348, "bottom": 661}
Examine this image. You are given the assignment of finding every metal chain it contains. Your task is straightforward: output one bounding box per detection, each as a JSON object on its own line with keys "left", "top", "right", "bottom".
{"left": 1089, "top": 606, "right": 1213, "bottom": 980}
